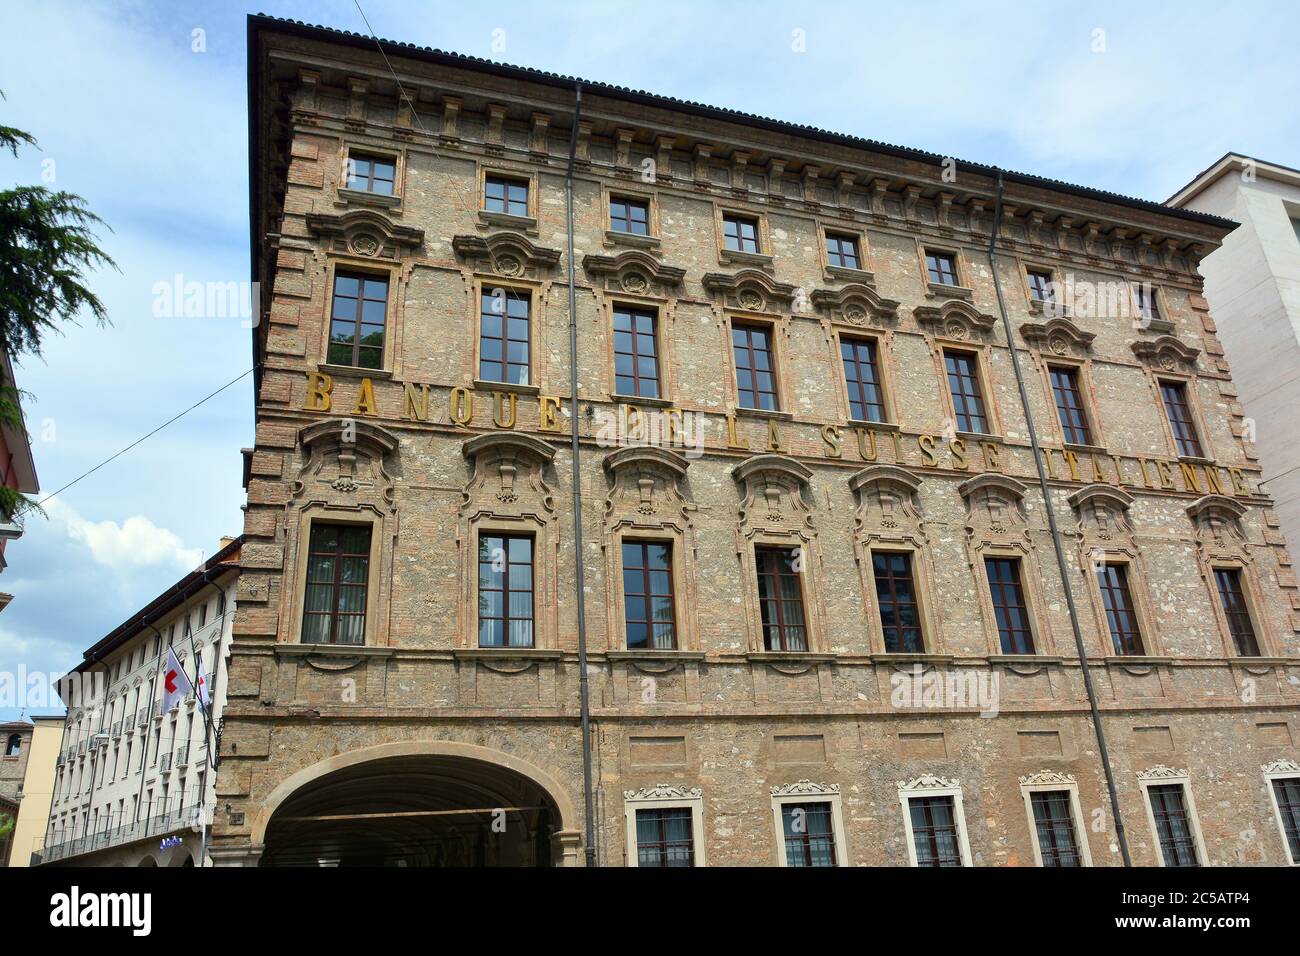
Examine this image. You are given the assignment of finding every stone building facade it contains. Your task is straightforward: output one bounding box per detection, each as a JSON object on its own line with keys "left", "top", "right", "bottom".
{"left": 214, "top": 15, "right": 1300, "bottom": 867}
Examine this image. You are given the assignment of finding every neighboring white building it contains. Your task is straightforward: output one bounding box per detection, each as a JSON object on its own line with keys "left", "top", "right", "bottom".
{"left": 41, "top": 537, "right": 240, "bottom": 866}
{"left": 1169, "top": 154, "right": 1300, "bottom": 556}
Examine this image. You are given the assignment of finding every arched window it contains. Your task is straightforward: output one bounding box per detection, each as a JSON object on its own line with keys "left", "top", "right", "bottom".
{"left": 4, "top": 733, "right": 20, "bottom": 757}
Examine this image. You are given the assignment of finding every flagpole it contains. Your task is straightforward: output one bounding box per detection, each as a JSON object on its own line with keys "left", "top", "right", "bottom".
{"left": 182, "top": 601, "right": 216, "bottom": 868}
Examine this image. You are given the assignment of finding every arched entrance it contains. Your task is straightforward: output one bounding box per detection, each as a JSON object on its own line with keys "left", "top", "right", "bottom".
{"left": 258, "top": 745, "right": 574, "bottom": 867}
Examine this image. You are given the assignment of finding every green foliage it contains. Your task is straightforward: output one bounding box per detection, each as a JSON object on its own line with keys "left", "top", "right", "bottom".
{"left": 0, "top": 812, "right": 14, "bottom": 841}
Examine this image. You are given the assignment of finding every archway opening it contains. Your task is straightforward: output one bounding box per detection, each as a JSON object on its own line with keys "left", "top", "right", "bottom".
{"left": 260, "top": 754, "right": 560, "bottom": 867}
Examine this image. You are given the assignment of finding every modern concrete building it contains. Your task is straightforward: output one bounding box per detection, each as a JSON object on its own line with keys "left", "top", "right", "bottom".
{"left": 42, "top": 538, "right": 240, "bottom": 866}
{"left": 1169, "top": 154, "right": 1300, "bottom": 577}
{"left": 212, "top": 15, "right": 1300, "bottom": 867}
{"left": 5, "top": 716, "right": 62, "bottom": 866}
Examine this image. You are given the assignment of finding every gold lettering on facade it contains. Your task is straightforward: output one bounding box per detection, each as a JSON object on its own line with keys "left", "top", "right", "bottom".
{"left": 449, "top": 386, "right": 474, "bottom": 426}
{"left": 767, "top": 420, "right": 782, "bottom": 452}
{"left": 1229, "top": 468, "right": 1250, "bottom": 496}
{"left": 981, "top": 442, "right": 1002, "bottom": 473}
{"left": 950, "top": 438, "right": 968, "bottom": 470}
{"left": 855, "top": 427, "right": 878, "bottom": 461}
{"left": 352, "top": 377, "right": 377, "bottom": 416}
{"left": 403, "top": 382, "right": 430, "bottom": 421}
{"left": 1156, "top": 459, "right": 1176, "bottom": 490}
{"left": 1178, "top": 461, "right": 1201, "bottom": 494}
{"left": 1041, "top": 447, "right": 1056, "bottom": 479}
{"left": 1061, "top": 449, "right": 1080, "bottom": 481}
{"left": 822, "top": 424, "right": 842, "bottom": 458}
{"left": 1137, "top": 458, "right": 1154, "bottom": 488}
{"left": 726, "top": 414, "right": 746, "bottom": 449}
{"left": 918, "top": 434, "right": 938, "bottom": 467}
{"left": 305, "top": 371, "right": 333, "bottom": 412}
{"left": 1204, "top": 465, "right": 1224, "bottom": 495}
{"left": 540, "top": 395, "right": 564, "bottom": 432}
{"left": 492, "top": 391, "right": 517, "bottom": 429}
{"left": 1092, "top": 454, "right": 1109, "bottom": 484}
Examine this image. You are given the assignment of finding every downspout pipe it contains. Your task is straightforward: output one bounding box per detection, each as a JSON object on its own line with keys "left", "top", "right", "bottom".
{"left": 984, "top": 169, "right": 1132, "bottom": 866}
{"left": 566, "top": 79, "right": 598, "bottom": 867}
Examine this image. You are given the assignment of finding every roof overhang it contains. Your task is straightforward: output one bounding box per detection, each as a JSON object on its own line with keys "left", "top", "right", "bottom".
{"left": 1167, "top": 152, "right": 1300, "bottom": 208}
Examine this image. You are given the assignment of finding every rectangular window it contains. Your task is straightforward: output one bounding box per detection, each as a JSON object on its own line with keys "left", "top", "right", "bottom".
{"left": 781, "top": 802, "right": 837, "bottom": 867}
{"left": 477, "top": 534, "right": 534, "bottom": 648}
{"left": 484, "top": 175, "right": 528, "bottom": 216}
{"left": 610, "top": 196, "right": 649, "bottom": 235}
{"left": 926, "top": 251, "right": 959, "bottom": 286}
{"left": 622, "top": 541, "right": 675, "bottom": 650}
{"left": 1049, "top": 366, "right": 1093, "bottom": 446}
{"left": 826, "top": 232, "right": 861, "bottom": 269}
{"left": 1030, "top": 791, "right": 1082, "bottom": 867}
{"left": 1097, "top": 563, "right": 1144, "bottom": 655}
{"left": 1213, "top": 568, "right": 1260, "bottom": 656}
{"left": 723, "top": 214, "right": 760, "bottom": 253}
{"left": 985, "top": 557, "right": 1034, "bottom": 654}
{"left": 328, "top": 272, "right": 387, "bottom": 369}
{"left": 841, "top": 337, "right": 886, "bottom": 423}
{"left": 873, "top": 551, "right": 923, "bottom": 653}
{"left": 479, "top": 288, "right": 531, "bottom": 385}
{"left": 944, "top": 350, "right": 989, "bottom": 434}
{"left": 755, "top": 546, "right": 807, "bottom": 652}
{"left": 1272, "top": 777, "right": 1300, "bottom": 864}
{"left": 1159, "top": 380, "right": 1203, "bottom": 458}
{"left": 634, "top": 807, "right": 693, "bottom": 867}
{"left": 1027, "top": 268, "right": 1054, "bottom": 303}
{"left": 1135, "top": 284, "right": 1161, "bottom": 324}
{"left": 908, "top": 796, "right": 962, "bottom": 867}
{"left": 346, "top": 153, "right": 395, "bottom": 195}
{"left": 613, "top": 308, "right": 660, "bottom": 398}
{"left": 732, "top": 323, "right": 778, "bottom": 411}
{"left": 301, "top": 524, "right": 371, "bottom": 645}
{"left": 1148, "top": 784, "right": 1200, "bottom": 866}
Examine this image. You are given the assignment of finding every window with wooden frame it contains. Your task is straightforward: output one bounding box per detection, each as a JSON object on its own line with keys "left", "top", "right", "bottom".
{"left": 985, "top": 556, "right": 1034, "bottom": 654}
{"left": 907, "top": 796, "right": 963, "bottom": 867}
{"left": 328, "top": 272, "right": 388, "bottom": 369}
{"left": 621, "top": 540, "right": 675, "bottom": 650}
{"left": 1158, "top": 379, "right": 1203, "bottom": 458}
{"left": 943, "top": 349, "right": 989, "bottom": 434}
{"left": 755, "top": 546, "right": 807, "bottom": 652}
{"left": 840, "top": 336, "right": 886, "bottom": 423}
{"left": 1134, "top": 283, "right": 1162, "bottom": 325}
{"left": 1270, "top": 776, "right": 1300, "bottom": 864}
{"left": 1026, "top": 268, "right": 1054, "bottom": 304}
{"left": 609, "top": 196, "right": 650, "bottom": 236}
{"left": 633, "top": 807, "right": 694, "bottom": 866}
{"left": 479, "top": 287, "right": 531, "bottom": 385}
{"left": 925, "top": 250, "right": 959, "bottom": 286}
{"left": 732, "top": 323, "right": 778, "bottom": 411}
{"left": 722, "top": 213, "right": 760, "bottom": 253}
{"left": 1097, "top": 562, "right": 1144, "bottom": 656}
{"left": 301, "top": 523, "right": 372, "bottom": 645}
{"left": 872, "top": 551, "right": 924, "bottom": 654}
{"left": 825, "top": 231, "right": 861, "bottom": 270}
{"left": 345, "top": 152, "right": 395, "bottom": 195}
{"left": 1028, "top": 791, "right": 1083, "bottom": 867}
{"left": 1213, "top": 567, "right": 1260, "bottom": 657}
{"left": 484, "top": 175, "right": 529, "bottom": 217}
{"left": 780, "top": 802, "right": 837, "bottom": 867}
{"left": 1049, "top": 365, "right": 1093, "bottom": 446}
{"left": 613, "top": 307, "right": 660, "bottom": 398}
{"left": 1146, "top": 783, "right": 1200, "bottom": 867}
{"left": 477, "top": 533, "right": 535, "bottom": 648}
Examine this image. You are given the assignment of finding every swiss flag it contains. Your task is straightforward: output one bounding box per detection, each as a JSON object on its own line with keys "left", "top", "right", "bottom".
{"left": 161, "top": 646, "right": 192, "bottom": 713}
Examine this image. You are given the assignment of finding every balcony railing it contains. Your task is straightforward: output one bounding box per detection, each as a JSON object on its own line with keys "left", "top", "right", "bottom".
{"left": 41, "top": 802, "right": 201, "bottom": 864}
{"left": 176, "top": 744, "right": 190, "bottom": 768}
{"left": 110, "top": 719, "right": 122, "bottom": 738}
{"left": 137, "top": 706, "right": 149, "bottom": 727}
{"left": 160, "top": 752, "right": 172, "bottom": 772}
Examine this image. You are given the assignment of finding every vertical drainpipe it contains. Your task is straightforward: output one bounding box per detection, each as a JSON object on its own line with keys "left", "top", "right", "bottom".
{"left": 566, "top": 80, "right": 598, "bottom": 867}
{"left": 983, "top": 169, "right": 1131, "bottom": 866}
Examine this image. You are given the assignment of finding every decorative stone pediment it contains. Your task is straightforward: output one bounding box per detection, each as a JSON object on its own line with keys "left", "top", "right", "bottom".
{"left": 1019, "top": 770, "right": 1076, "bottom": 787}
{"left": 850, "top": 464, "right": 923, "bottom": 534}
{"left": 1130, "top": 335, "right": 1199, "bottom": 373}
{"left": 1068, "top": 483, "right": 1133, "bottom": 541}
{"left": 1263, "top": 759, "right": 1300, "bottom": 775}
{"left": 771, "top": 780, "right": 839, "bottom": 797}
{"left": 583, "top": 249, "right": 685, "bottom": 296}
{"left": 734, "top": 454, "right": 814, "bottom": 530}
{"left": 603, "top": 446, "right": 692, "bottom": 523}
{"left": 1021, "top": 316, "right": 1095, "bottom": 356}
{"left": 624, "top": 785, "right": 703, "bottom": 801}
{"left": 810, "top": 282, "right": 900, "bottom": 327}
{"left": 293, "top": 418, "right": 398, "bottom": 506}
{"left": 305, "top": 208, "right": 424, "bottom": 259}
{"left": 897, "top": 774, "right": 959, "bottom": 792}
{"left": 461, "top": 432, "right": 556, "bottom": 512}
{"left": 913, "top": 299, "right": 997, "bottom": 340}
{"left": 958, "top": 473, "right": 1029, "bottom": 538}
{"left": 1186, "top": 494, "right": 1247, "bottom": 549}
{"left": 1136, "top": 765, "right": 1188, "bottom": 781}
{"left": 452, "top": 232, "right": 561, "bottom": 278}
{"left": 702, "top": 268, "right": 797, "bottom": 313}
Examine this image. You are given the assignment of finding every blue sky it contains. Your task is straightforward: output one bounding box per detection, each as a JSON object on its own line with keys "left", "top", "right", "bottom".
{"left": 1, "top": 0, "right": 1298, "bottom": 720}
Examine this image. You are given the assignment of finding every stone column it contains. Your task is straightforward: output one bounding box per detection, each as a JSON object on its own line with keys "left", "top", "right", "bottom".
{"left": 208, "top": 842, "right": 264, "bottom": 867}
{"left": 551, "top": 829, "right": 583, "bottom": 867}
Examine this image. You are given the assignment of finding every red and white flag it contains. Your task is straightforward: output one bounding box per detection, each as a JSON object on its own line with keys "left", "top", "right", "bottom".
{"left": 195, "top": 665, "right": 210, "bottom": 710}
{"left": 161, "top": 646, "right": 192, "bottom": 713}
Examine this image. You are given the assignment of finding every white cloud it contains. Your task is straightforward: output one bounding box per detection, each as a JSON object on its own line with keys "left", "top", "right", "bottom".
{"left": 48, "top": 499, "right": 201, "bottom": 571}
